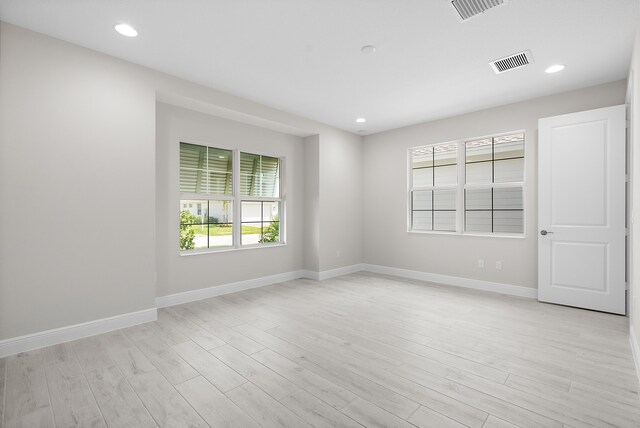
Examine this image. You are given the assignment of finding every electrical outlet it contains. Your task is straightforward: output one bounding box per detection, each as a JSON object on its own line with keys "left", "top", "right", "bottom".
{"left": 495, "top": 261, "right": 502, "bottom": 270}
{"left": 478, "top": 259, "right": 484, "bottom": 268}
{"left": 336, "top": 250, "right": 342, "bottom": 258}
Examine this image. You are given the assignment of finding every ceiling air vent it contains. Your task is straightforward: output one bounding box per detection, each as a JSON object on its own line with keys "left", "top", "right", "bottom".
{"left": 451, "top": 0, "right": 505, "bottom": 21}
{"left": 490, "top": 50, "right": 533, "bottom": 74}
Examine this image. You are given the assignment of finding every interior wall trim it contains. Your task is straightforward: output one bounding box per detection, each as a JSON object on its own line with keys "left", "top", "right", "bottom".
{"left": 0, "top": 308, "right": 157, "bottom": 358}
{"left": 0, "top": 264, "right": 536, "bottom": 358}
{"left": 316, "top": 264, "right": 366, "bottom": 281}
{"left": 361, "top": 263, "right": 538, "bottom": 299}
{"left": 156, "top": 270, "right": 310, "bottom": 308}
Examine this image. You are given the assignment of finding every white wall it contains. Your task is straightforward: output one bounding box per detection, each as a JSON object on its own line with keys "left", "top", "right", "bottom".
{"left": 0, "top": 23, "right": 157, "bottom": 339}
{"left": 3, "top": 17, "right": 628, "bottom": 349}
{"left": 318, "top": 131, "right": 363, "bottom": 271}
{"left": 362, "top": 80, "right": 627, "bottom": 289}
{"left": 0, "top": 22, "right": 363, "bottom": 342}
{"left": 155, "top": 103, "right": 305, "bottom": 297}
{"left": 628, "top": 18, "right": 640, "bottom": 354}
{"left": 304, "top": 135, "right": 321, "bottom": 271}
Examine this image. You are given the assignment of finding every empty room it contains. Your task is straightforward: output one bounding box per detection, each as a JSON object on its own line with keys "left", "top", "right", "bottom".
{"left": 1, "top": 0, "right": 640, "bottom": 427}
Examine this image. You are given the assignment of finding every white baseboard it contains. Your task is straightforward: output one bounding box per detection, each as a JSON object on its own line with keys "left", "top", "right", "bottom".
{"left": 156, "top": 269, "right": 308, "bottom": 308}
{"left": 303, "top": 270, "right": 320, "bottom": 281}
{"left": 306, "top": 263, "right": 535, "bottom": 299}
{"left": 155, "top": 265, "right": 366, "bottom": 308}
{"left": 0, "top": 308, "right": 157, "bottom": 358}
{"left": 0, "top": 264, "right": 535, "bottom": 358}
{"left": 316, "top": 264, "right": 365, "bottom": 281}
{"left": 631, "top": 326, "right": 640, "bottom": 383}
{"left": 361, "top": 263, "right": 538, "bottom": 299}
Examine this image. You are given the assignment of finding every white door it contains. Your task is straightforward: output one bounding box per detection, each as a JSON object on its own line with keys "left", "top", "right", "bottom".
{"left": 538, "top": 105, "right": 626, "bottom": 314}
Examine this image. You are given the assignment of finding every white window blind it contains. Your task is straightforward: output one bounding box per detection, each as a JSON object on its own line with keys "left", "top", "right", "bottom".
{"left": 240, "top": 152, "right": 280, "bottom": 197}
{"left": 180, "top": 143, "right": 233, "bottom": 195}
{"left": 410, "top": 143, "right": 458, "bottom": 232}
{"left": 409, "top": 132, "right": 525, "bottom": 235}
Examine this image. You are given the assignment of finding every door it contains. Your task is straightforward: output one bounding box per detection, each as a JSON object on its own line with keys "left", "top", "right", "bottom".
{"left": 538, "top": 105, "right": 626, "bottom": 314}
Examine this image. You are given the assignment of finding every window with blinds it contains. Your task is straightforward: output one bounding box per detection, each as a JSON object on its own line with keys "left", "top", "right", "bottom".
{"left": 179, "top": 142, "right": 284, "bottom": 252}
{"left": 409, "top": 132, "right": 524, "bottom": 235}
{"left": 180, "top": 143, "right": 232, "bottom": 195}
{"left": 465, "top": 134, "right": 524, "bottom": 233}
{"left": 240, "top": 153, "right": 280, "bottom": 197}
{"left": 239, "top": 152, "right": 281, "bottom": 245}
{"left": 410, "top": 143, "right": 458, "bottom": 232}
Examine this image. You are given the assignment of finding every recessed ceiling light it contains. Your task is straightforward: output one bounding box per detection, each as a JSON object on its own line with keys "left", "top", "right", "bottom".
{"left": 361, "top": 45, "right": 376, "bottom": 54}
{"left": 545, "top": 64, "right": 565, "bottom": 74}
{"left": 356, "top": 118, "right": 367, "bottom": 123}
{"left": 114, "top": 23, "right": 138, "bottom": 37}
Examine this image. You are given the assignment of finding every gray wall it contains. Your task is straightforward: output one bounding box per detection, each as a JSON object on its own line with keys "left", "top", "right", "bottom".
{"left": 628, "top": 19, "right": 640, "bottom": 341}
{"left": 304, "top": 135, "right": 321, "bottom": 272}
{"left": 318, "top": 131, "right": 363, "bottom": 271}
{"left": 0, "top": 21, "right": 157, "bottom": 339}
{"left": 0, "top": 22, "right": 363, "bottom": 341}
{"left": 362, "top": 80, "right": 627, "bottom": 289}
{"left": 0, "top": 19, "right": 630, "bottom": 345}
{"left": 155, "top": 103, "right": 305, "bottom": 296}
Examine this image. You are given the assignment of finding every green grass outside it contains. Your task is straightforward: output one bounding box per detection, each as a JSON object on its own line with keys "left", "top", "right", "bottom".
{"left": 187, "top": 224, "right": 262, "bottom": 236}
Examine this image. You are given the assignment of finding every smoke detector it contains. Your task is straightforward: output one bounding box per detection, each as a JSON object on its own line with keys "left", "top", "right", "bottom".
{"left": 490, "top": 50, "right": 534, "bottom": 74}
{"left": 451, "top": 0, "right": 506, "bottom": 21}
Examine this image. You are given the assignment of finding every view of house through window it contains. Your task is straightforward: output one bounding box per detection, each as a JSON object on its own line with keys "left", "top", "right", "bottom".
{"left": 179, "top": 142, "right": 283, "bottom": 251}
{"left": 241, "top": 201, "right": 279, "bottom": 245}
{"left": 179, "top": 200, "right": 234, "bottom": 249}
{"left": 409, "top": 132, "right": 524, "bottom": 235}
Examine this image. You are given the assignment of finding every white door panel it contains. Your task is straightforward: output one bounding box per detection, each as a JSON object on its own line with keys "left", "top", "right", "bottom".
{"left": 538, "top": 105, "right": 626, "bottom": 314}
{"left": 551, "top": 241, "right": 607, "bottom": 292}
{"left": 550, "top": 120, "right": 608, "bottom": 226}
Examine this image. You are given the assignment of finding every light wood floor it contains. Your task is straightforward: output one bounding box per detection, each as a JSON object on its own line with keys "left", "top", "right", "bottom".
{"left": 1, "top": 272, "right": 639, "bottom": 428}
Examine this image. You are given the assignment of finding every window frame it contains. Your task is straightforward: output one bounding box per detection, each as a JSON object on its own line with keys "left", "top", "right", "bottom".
{"left": 238, "top": 150, "right": 284, "bottom": 247}
{"left": 407, "top": 130, "right": 525, "bottom": 238}
{"left": 179, "top": 142, "right": 286, "bottom": 255}
{"left": 409, "top": 142, "right": 459, "bottom": 232}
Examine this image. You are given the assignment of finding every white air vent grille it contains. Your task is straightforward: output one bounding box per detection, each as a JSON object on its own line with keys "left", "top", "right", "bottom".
{"left": 490, "top": 51, "right": 533, "bottom": 74}
{"left": 451, "top": 0, "right": 505, "bottom": 20}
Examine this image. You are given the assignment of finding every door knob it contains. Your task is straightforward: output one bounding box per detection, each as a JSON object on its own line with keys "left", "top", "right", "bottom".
{"left": 540, "top": 230, "right": 554, "bottom": 236}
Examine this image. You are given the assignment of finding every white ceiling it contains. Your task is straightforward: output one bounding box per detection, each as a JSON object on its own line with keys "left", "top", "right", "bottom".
{"left": 0, "top": 0, "right": 637, "bottom": 134}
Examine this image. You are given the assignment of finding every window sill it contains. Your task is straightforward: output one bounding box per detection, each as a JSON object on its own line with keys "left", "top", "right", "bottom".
{"left": 179, "top": 242, "right": 287, "bottom": 257}
{"left": 408, "top": 230, "right": 525, "bottom": 239}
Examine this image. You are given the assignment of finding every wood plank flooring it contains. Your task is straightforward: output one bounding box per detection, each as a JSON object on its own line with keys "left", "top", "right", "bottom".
{"left": 1, "top": 272, "right": 639, "bottom": 427}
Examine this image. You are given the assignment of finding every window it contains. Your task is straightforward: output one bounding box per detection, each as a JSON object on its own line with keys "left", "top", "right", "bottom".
{"left": 179, "top": 142, "right": 283, "bottom": 252}
{"left": 464, "top": 134, "right": 524, "bottom": 233}
{"left": 239, "top": 152, "right": 281, "bottom": 245}
{"left": 410, "top": 143, "right": 458, "bottom": 232}
{"left": 409, "top": 132, "right": 524, "bottom": 235}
